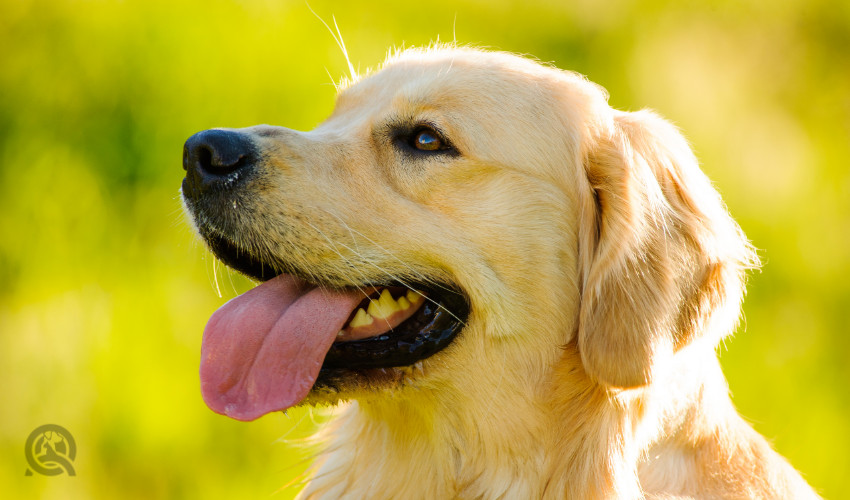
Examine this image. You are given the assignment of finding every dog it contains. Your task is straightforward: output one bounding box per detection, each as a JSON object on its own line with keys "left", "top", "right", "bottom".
{"left": 181, "top": 46, "right": 819, "bottom": 499}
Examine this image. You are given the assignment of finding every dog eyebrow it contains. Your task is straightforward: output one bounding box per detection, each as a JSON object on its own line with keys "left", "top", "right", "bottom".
{"left": 378, "top": 112, "right": 455, "bottom": 142}
{"left": 384, "top": 117, "right": 444, "bottom": 137}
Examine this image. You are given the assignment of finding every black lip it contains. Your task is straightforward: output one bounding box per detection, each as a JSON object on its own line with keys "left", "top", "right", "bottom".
{"left": 194, "top": 229, "right": 470, "bottom": 371}
{"left": 321, "top": 285, "right": 468, "bottom": 370}
{"left": 200, "top": 227, "right": 280, "bottom": 282}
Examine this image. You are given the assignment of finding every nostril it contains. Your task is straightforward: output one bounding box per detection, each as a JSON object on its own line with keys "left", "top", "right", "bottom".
{"left": 197, "top": 144, "right": 214, "bottom": 172}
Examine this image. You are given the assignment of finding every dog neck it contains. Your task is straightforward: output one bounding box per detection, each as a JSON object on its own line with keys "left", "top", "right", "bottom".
{"left": 299, "top": 342, "right": 738, "bottom": 499}
{"left": 297, "top": 336, "right": 808, "bottom": 500}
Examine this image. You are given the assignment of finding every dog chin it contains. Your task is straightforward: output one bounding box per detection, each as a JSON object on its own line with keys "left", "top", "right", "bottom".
{"left": 301, "top": 366, "right": 414, "bottom": 407}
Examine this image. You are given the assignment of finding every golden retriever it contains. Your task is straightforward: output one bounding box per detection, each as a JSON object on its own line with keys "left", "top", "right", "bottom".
{"left": 181, "top": 46, "right": 819, "bottom": 499}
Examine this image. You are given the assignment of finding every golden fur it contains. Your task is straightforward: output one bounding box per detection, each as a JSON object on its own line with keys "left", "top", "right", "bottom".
{"left": 212, "top": 46, "right": 818, "bottom": 499}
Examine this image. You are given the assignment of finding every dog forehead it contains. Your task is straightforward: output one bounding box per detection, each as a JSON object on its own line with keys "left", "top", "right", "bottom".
{"left": 335, "top": 48, "right": 557, "bottom": 118}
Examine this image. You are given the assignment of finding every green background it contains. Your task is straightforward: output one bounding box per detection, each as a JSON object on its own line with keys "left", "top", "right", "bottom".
{"left": 1, "top": 0, "right": 847, "bottom": 498}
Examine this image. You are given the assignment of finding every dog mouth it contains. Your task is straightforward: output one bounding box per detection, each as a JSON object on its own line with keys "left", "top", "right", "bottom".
{"left": 198, "top": 230, "right": 468, "bottom": 421}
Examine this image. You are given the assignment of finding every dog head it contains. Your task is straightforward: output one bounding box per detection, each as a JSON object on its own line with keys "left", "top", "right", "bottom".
{"left": 181, "top": 46, "right": 757, "bottom": 421}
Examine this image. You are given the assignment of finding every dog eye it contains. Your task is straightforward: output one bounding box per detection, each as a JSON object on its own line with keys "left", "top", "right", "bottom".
{"left": 391, "top": 123, "right": 457, "bottom": 156}
{"left": 413, "top": 129, "right": 443, "bottom": 151}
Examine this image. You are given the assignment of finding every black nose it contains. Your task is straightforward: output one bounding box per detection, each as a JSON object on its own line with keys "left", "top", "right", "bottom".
{"left": 182, "top": 129, "right": 257, "bottom": 197}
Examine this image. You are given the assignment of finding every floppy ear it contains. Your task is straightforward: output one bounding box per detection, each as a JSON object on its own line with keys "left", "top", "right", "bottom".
{"left": 577, "top": 110, "right": 758, "bottom": 388}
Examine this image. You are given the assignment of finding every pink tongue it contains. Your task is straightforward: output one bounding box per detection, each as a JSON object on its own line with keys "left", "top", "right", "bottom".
{"left": 200, "top": 274, "right": 364, "bottom": 421}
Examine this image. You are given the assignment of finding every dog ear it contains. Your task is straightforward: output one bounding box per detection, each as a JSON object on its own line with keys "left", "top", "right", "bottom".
{"left": 577, "top": 110, "right": 758, "bottom": 388}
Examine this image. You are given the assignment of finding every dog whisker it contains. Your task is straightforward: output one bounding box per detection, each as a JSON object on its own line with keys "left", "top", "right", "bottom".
{"left": 318, "top": 231, "right": 467, "bottom": 327}
{"left": 321, "top": 208, "right": 461, "bottom": 298}
{"left": 303, "top": 220, "right": 377, "bottom": 304}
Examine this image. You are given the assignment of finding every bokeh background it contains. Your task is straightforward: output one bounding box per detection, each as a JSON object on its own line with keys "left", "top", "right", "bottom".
{"left": 1, "top": 0, "right": 848, "bottom": 498}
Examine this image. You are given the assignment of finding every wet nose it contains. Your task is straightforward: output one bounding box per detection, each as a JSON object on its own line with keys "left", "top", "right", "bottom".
{"left": 182, "top": 129, "right": 257, "bottom": 196}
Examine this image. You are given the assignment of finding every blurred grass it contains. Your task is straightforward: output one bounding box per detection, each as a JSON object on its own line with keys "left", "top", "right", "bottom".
{"left": 1, "top": 0, "right": 847, "bottom": 498}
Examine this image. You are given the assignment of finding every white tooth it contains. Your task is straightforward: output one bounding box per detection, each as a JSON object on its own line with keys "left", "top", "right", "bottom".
{"left": 348, "top": 308, "right": 374, "bottom": 328}
{"left": 368, "top": 289, "right": 401, "bottom": 319}
{"left": 397, "top": 296, "right": 411, "bottom": 310}
{"left": 337, "top": 331, "right": 345, "bottom": 337}
{"left": 406, "top": 290, "right": 423, "bottom": 304}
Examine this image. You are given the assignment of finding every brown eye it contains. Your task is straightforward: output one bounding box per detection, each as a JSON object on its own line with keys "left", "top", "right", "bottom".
{"left": 413, "top": 129, "right": 442, "bottom": 151}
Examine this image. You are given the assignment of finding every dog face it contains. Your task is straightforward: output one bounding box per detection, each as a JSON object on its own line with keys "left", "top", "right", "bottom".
{"left": 181, "top": 47, "right": 756, "bottom": 422}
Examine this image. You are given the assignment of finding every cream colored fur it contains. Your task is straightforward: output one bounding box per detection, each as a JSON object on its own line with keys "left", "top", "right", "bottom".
{"left": 222, "top": 46, "right": 818, "bottom": 499}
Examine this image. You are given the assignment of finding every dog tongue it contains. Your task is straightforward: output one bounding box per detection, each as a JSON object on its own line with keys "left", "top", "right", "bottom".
{"left": 200, "top": 274, "right": 363, "bottom": 421}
